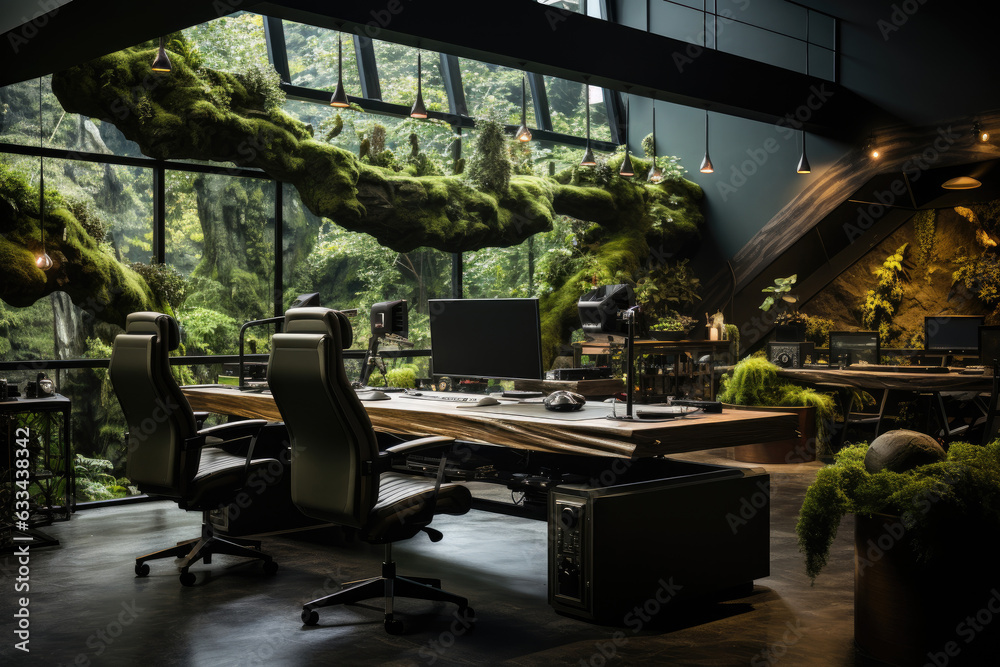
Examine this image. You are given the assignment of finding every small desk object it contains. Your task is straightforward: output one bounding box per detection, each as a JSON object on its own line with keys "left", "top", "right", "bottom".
{"left": 2, "top": 394, "right": 73, "bottom": 551}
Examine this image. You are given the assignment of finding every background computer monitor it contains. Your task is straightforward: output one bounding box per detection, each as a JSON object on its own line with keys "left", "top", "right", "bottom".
{"left": 428, "top": 298, "right": 543, "bottom": 381}
{"left": 578, "top": 284, "right": 635, "bottom": 334}
{"left": 829, "top": 331, "right": 880, "bottom": 365}
{"left": 370, "top": 300, "right": 407, "bottom": 338}
{"left": 924, "top": 316, "right": 985, "bottom": 354}
{"left": 979, "top": 325, "right": 1000, "bottom": 367}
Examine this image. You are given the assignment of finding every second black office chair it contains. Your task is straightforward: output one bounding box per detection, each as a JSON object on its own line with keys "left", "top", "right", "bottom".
{"left": 267, "top": 307, "right": 474, "bottom": 634}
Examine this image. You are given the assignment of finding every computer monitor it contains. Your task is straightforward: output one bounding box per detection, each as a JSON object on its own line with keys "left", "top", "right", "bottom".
{"left": 428, "top": 298, "right": 543, "bottom": 381}
{"left": 829, "top": 331, "right": 880, "bottom": 366}
{"left": 924, "top": 316, "right": 985, "bottom": 355}
{"left": 578, "top": 284, "right": 635, "bottom": 334}
{"left": 979, "top": 325, "right": 1000, "bottom": 367}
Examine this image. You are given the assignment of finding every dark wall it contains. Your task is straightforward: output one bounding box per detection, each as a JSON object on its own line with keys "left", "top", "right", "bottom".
{"left": 612, "top": 0, "right": 999, "bottom": 261}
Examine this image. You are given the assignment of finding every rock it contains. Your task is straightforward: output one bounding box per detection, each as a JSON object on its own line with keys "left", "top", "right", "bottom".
{"left": 864, "top": 430, "right": 946, "bottom": 473}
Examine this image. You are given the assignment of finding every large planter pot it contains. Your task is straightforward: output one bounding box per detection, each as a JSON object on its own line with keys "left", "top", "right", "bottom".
{"left": 723, "top": 404, "right": 816, "bottom": 464}
{"left": 854, "top": 513, "right": 1000, "bottom": 665}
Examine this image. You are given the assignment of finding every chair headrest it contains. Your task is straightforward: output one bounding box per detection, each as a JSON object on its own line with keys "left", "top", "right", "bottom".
{"left": 124, "top": 311, "right": 181, "bottom": 351}
{"left": 284, "top": 307, "right": 353, "bottom": 349}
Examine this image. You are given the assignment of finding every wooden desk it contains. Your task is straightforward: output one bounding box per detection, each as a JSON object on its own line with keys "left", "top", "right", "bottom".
{"left": 182, "top": 386, "right": 799, "bottom": 459}
{"left": 774, "top": 367, "right": 992, "bottom": 393}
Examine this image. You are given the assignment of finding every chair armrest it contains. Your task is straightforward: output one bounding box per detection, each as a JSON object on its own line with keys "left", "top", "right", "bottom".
{"left": 383, "top": 435, "right": 455, "bottom": 455}
{"left": 199, "top": 419, "right": 269, "bottom": 439}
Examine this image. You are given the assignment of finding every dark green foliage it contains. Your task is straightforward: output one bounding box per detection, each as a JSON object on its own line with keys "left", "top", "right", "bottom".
{"left": 803, "top": 314, "right": 836, "bottom": 348}
{"left": 466, "top": 108, "right": 512, "bottom": 194}
{"left": 796, "top": 440, "right": 1000, "bottom": 580}
{"left": 233, "top": 63, "right": 285, "bottom": 111}
{"left": 861, "top": 243, "right": 907, "bottom": 344}
{"left": 634, "top": 258, "right": 701, "bottom": 324}
{"left": 913, "top": 209, "right": 936, "bottom": 268}
{"left": 717, "top": 357, "right": 836, "bottom": 450}
{"left": 66, "top": 199, "right": 109, "bottom": 243}
{"left": 128, "top": 262, "right": 187, "bottom": 310}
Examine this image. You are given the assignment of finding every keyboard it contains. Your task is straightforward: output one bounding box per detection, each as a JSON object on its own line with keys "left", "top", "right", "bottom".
{"left": 397, "top": 392, "right": 501, "bottom": 406}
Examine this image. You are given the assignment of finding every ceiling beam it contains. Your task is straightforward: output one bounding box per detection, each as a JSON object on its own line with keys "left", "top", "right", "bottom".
{"left": 2, "top": 0, "right": 894, "bottom": 139}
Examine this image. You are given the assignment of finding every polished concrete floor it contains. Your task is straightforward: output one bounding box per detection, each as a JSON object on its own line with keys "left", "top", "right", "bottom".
{"left": 3, "top": 449, "right": 871, "bottom": 666}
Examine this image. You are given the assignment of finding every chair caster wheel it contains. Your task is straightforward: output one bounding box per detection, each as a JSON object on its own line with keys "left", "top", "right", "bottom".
{"left": 135, "top": 563, "right": 150, "bottom": 577}
{"left": 179, "top": 571, "right": 196, "bottom": 587}
{"left": 385, "top": 618, "right": 405, "bottom": 635}
{"left": 302, "top": 609, "right": 319, "bottom": 626}
{"left": 263, "top": 560, "right": 278, "bottom": 576}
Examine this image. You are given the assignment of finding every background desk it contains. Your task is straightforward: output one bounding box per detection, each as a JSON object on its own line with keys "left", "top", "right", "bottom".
{"left": 182, "top": 386, "right": 799, "bottom": 459}
{"left": 774, "top": 367, "right": 992, "bottom": 393}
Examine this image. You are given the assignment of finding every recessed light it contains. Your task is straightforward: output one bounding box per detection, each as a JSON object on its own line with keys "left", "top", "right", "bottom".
{"left": 942, "top": 176, "right": 982, "bottom": 190}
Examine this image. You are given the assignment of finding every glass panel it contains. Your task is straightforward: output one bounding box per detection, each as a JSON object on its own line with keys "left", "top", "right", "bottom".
{"left": 719, "top": 21, "right": 805, "bottom": 73}
{"left": 371, "top": 41, "right": 450, "bottom": 113}
{"left": 165, "top": 172, "right": 275, "bottom": 356}
{"left": 809, "top": 12, "right": 836, "bottom": 50}
{"left": 182, "top": 11, "right": 272, "bottom": 73}
{"left": 459, "top": 58, "right": 537, "bottom": 127}
{"left": 719, "top": 0, "right": 806, "bottom": 39}
{"left": 543, "top": 77, "right": 612, "bottom": 144}
{"left": 282, "top": 22, "right": 362, "bottom": 95}
{"left": 0, "top": 76, "right": 145, "bottom": 158}
{"left": 535, "top": 0, "right": 585, "bottom": 11}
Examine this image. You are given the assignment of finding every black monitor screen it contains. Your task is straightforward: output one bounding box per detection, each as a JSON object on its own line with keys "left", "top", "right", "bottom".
{"left": 429, "top": 298, "right": 543, "bottom": 381}
{"left": 925, "top": 316, "right": 985, "bottom": 354}
{"left": 829, "top": 331, "right": 880, "bottom": 365}
{"left": 979, "top": 326, "right": 1000, "bottom": 366}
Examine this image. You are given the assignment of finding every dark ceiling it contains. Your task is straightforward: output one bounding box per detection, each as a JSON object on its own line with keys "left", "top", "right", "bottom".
{"left": 1, "top": 0, "right": 895, "bottom": 140}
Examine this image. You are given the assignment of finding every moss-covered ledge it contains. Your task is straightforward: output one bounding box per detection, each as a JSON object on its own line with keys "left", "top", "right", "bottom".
{"left": 0, "top": 163, "right": 168, "bottom": 326}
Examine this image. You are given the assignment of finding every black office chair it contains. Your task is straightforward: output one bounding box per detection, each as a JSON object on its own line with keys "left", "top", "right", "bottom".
{"left": 981, "top": 361, "right": 1000, "bottom": 445}
{"left": 109, "top": 311, "right": 280, "bottom": 585}
{"left": 267, "top": 307, "right": 474, "bottom": 634}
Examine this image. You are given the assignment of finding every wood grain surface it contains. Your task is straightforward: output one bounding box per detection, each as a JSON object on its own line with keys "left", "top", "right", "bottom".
{"left": 182, "top": 386, "right": 800, "bottom": 459}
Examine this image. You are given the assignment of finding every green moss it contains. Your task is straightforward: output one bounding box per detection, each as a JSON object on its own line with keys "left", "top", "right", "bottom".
{"left": 796, "top": 440, "right": 1000, "bottom": 580}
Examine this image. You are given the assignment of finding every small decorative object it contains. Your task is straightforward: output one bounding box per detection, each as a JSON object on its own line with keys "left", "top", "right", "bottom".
{"left": 863, "top": 429, "right": 945, "bottom": 473}
{"left": 706, "top": 310, "right": 725, "bottom": 341}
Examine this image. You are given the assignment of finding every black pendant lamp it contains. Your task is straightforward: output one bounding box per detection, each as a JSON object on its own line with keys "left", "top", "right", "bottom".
{"left": 516, "top": 76, "right": 532, "bottom": 142}
{"left": 699, "top": 110, "right": 714, "bottom": 174}
{"left": 580, "top": 79, "right": 596, "bottom": 166}
{"left": 35, "top": 77, "right": 52, "bottom": 271}
{"left": 410, "top": 52, "right": 428, "bottom": 119}
{"left": 796, "top": 131, "right": 811, "bottom": 174}
{"left": 330, "top": 34, "right": 349, "bottom": 108}
{"left": 619, "top": 95, "right": 634, "bottom": 177}
{"left": 151, "top": 36, "right": 172, "bottom": 73}
{"left": 647, "top": 106, "right": 663, "bottom": 183}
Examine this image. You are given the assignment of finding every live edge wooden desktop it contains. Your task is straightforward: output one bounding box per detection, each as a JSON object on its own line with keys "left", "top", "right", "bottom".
{"left": 181, "top": 385, "right": 799, "bottom": 460}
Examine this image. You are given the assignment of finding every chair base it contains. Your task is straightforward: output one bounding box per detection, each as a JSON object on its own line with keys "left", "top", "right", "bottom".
{"left": 301, "top": 543, "right": 472, "bottom": 634}
{"left": 135, "top": 511, "right": 276, "bottom": 585}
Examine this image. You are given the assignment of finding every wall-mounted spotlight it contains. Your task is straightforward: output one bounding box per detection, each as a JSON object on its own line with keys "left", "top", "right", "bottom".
{"left": 151, "top": 36, "right": 172, "bottom": 73}
{"left": 973, "top": 121, "right": 990, "bottom": 143}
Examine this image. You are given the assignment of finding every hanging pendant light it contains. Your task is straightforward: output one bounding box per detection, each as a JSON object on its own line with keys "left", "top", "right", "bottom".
{"left": 647, "top": 106, "right": 663, "bottom": 183}
{"left": 619, "top": 95, "right": 634, "bottom": 177}
{"left": 35, "top": 77, "right": 52, "bottom": 271}
{"left": 580, "top": 80, "right": 596, "bottom": 166}
{"left": 796, "top": 130, "right": 811, "bottom": 174}
{"left": 330, "top": 33, "right": 349, "bottom": 108}
{"left": 516, "top": 76, "right": 532, "bottom": 142}
{"left": 699, "top": 110, "right": 714, "bottom": 174}
{"left": 410, "top": 52, "right": 428, "bottom": 119}
{"left": 151, "top": 36, "right": 172, "bottom": 73}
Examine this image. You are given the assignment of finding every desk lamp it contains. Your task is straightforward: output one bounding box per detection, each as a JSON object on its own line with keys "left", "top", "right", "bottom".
{"left": 577, "top": 284, "right": 639, "bottom": 419}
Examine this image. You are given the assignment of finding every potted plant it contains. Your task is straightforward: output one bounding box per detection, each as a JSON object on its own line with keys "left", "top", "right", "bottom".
{"left": 716, "top": 356, "right": 835, "bottom": 463}
{"left": 634, "top": 259, "right": 701, "bottom": 340}
{"left": 761, "top": 274, "right": 807, "bottom": 341}
{"left": 796, "top": 436, "right": 1000, "bottom": 665}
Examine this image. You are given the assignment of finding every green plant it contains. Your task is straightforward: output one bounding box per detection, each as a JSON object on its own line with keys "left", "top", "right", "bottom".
{"left": 760, "top": 274, "right": 798, "bottom": 312}
{"left": 634, "top": 259, "right": 702, "bottom": 322}
{"left": 74, "top": 453, "right": 136, "bottom": 501}
{"left": 860, "top": 243, "right": 908, "bottom": 344}
{"left": 466, "top": 107, "right": 512, "bottom": 194}
{"left": 913, "top": 209, "right": 936, "bottom": 268}
{"left": 128, "top": 261, "right": 187, "bottom": 311}
{"left": 796, "top": 440, "right": 1000, "bottom": 580}
{"left": 716, "top": 357, "right": 836, "bottom": 451}
{"left": 803, "top": 314, "right": 835, "bottom": 349}
{"left": 649, "top": 313, "right": 696, "bottom": 332}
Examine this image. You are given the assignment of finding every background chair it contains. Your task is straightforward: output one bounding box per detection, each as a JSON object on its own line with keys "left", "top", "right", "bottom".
{"left": 109, "top": 311, "right": 280, "bottom": 585}
{"left": 267, "top": 307, "right": 473, "bottom": 634}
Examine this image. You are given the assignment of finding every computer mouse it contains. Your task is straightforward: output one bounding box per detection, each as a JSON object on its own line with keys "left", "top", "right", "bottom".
{"left": 356, "top": 390, "right": 389, "bottom": 401}
{"left": 543, "top": 390, "right": 586, "bottom": 411}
